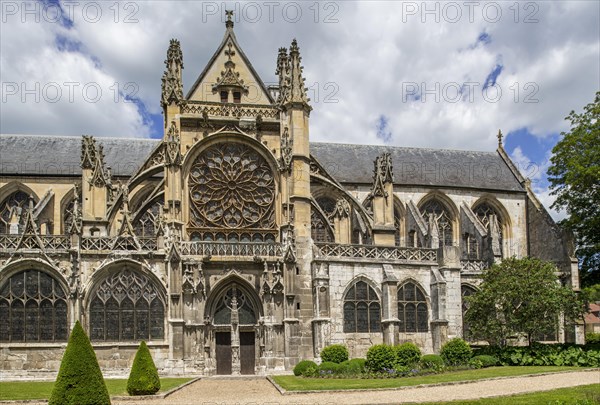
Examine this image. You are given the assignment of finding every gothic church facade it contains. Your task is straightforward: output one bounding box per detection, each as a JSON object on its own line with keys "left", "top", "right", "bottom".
{"left": 0, "top": 17, "right": 582, "bottom": 376}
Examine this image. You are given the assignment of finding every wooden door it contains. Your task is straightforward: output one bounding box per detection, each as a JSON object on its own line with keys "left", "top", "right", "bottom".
{"left": 216, "top": 332, "right": 232, "bottom": 375}
{"left": 240, "top": 331, "right": 255, "bottom": 375}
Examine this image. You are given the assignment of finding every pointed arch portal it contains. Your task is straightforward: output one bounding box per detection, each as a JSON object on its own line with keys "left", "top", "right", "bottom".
{"left": 206, "top": 281, "right": 261, "bottom": 375}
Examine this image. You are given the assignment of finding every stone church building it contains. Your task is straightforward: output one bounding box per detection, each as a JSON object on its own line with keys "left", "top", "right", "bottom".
{"left": 0, "top": 16, "right": 582, "bottom": 376}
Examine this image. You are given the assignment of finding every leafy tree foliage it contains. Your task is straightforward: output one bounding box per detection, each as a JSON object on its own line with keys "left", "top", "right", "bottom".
{"left": 127, "top": 341, "right": 161, "bottom": 396}
{"left": 49, "top": 321, "right": 111, "bottom": 405}
{"left": 465, "top": 257, "right": 585, "bottom": 346}
{"left": 548, "top": 91, "right": 600, "bottom": 287}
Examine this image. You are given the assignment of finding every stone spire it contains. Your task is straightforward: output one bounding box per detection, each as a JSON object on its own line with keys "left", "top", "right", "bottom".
{"left": 161, "top": 39, "right": 184, "bottom": 109}
{"left": 497, "top": 129, "right": 503, "bottom": 147}
{"left": 287, "top": 39, "right": 310, "bottom": 108}
{"left": 276, "top": 47, "right": 290, "bottom": 105}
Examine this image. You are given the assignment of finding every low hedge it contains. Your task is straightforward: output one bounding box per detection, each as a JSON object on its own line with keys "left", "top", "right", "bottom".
{"left": 318, "top": 361, "right": 340, "bottom": 375}
{"left": 420, "top": 354, "right": 444, "bottom": 369}
{"left": 469, "top": 355, "right": 499, "bottom": 368}
{"left": 475, "top": 343, "right": 600, "bottom": 367}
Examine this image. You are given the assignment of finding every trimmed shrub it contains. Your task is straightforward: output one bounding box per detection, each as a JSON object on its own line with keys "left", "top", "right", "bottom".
{"left": 337, "top": 358, "right": 366, "bottom": 375}
{"left": 49, "top": 321, "right": 111, "bottom": 405}
{"left": 441, "top": 338, "right": 473, "bottom": 366}
{"left": 320, "top": 344, "right": 349, "bottom": 364}
{"left": 318, "top": 361, "right": 340, "bottom": 375}
{"left": 293, "top": 360, "right": 318, "bottom": 376}
{"left": 366, "top": 344, "right": 396, "bottom": 372}
{"left": 127, "top": 341, "right": 161, "bottom": 396}
{"left": 348, "top": 358, "right": 367, "bottom": 373}
{"left": 420, "top": 354, "right": 444, "bottom": 369}
{"left": 469, "top": 355, "right": 499, "bottom": 368}
{"left": 394, "top": 342, "right": 421, "bottom": 367}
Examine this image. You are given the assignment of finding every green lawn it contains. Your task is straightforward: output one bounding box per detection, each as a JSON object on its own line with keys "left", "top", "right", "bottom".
{"left": 0, "top": 378, "right": 193, "bottom": 401}
{"left": 420, "top": 384, "right": 600, "bottom": 404}
{"left": 273, "top": 366, "right": 585, "bottom": 391}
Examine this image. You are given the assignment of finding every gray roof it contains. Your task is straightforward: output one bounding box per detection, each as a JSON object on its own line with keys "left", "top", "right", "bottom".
{"left": 310, "top": 142, "right": 524, "bottom": 192}
{"left": 0, "top": 134, "right": 524, "bottom": 192}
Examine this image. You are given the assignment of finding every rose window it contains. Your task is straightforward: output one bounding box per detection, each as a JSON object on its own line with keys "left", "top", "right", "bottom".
{"left": 188, "top": 143, "right": 275, "bottom": 238}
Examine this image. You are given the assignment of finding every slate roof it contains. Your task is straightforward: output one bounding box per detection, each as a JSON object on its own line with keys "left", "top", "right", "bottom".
{"left": 0, "top": 134, "right": 524, "bottom": 192}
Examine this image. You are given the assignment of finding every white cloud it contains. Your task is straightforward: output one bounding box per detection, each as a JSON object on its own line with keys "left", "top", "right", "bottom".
{"left": 1, "top": 0, "right": 598, "bottom": 150}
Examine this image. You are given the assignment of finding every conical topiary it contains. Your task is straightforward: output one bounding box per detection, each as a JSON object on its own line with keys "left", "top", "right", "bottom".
{"left": 49, "top": 321, "right": 111, "bottom": 405}
{"left": 126, "top": 341, "right": 161, "bottom": 396}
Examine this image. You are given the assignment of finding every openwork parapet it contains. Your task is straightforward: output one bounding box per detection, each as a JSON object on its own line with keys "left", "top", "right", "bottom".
{"left": 314, "top": 243, "right": 437, "bottom": 263}
{"left": 460, "top": 259, "right": 489, "bottom": 273}
{"left": 180, "top": 241, "right": 283, "bottom": 258}
{"left": 0, "top": 234, "right": 70, "bottom": 252}
{"left": 183, "top": 101, "right": 279, "bottom": 119}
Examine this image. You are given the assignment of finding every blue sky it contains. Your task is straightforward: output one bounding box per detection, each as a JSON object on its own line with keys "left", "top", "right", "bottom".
{"left": 1, "top": 1, "right": 599, "bottom": 219}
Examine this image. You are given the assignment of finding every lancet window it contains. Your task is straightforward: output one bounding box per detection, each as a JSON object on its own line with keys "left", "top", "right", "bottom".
{"left": 343, "top": 281, "right": 381, "bottom": 333}
{"left": 398, "top": 282, "right": 428, "bottom": 333}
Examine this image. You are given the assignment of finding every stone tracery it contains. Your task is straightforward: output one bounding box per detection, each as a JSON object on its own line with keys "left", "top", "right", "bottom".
{"left": 188, "top": 143, "right": 276, "bottom": 239}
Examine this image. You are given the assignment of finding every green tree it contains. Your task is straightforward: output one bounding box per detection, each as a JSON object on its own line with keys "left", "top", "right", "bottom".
{"left": 127, "top": 341, "right": 161, "bottom": 396}
{"left": 49, "top": 321, "right": 111, "bottom": 405}
{"left": 465, "top": 257, "right": 585, "bottom": 346}
{"left": 548, "top": 91, "right": 600, "bottom": 287}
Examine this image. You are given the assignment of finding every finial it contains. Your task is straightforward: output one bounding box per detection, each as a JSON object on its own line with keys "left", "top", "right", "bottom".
{"left": 225, "top": 9, "right": 234, "bottom": 29}
{"left": 497, "top": 129, "right": 503, "bottom": 146}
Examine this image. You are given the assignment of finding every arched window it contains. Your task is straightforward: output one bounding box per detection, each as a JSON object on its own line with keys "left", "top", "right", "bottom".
{"left": 133, "top": 200, "right": 163, "bottom": 238}
{"left": 0, "top": 269, "right": 68, "bottom": 342}
{"left": 473, "top": 202, "right": 503, "bottom": 256}
{"left": 398, "top": 282, "right": 428, "bottom": 333}
{"left": 343, "top": 280, "right": 380, "bottom": 333}
{"left": 0, "top": 191, "right": 29, "bottom": 234}
{"left": 311, "top": 208, "right": 334, "bottom": 243}
{"left": 213, "top": 285, "right": 257, "bottom": 325}
{"left": 461, "top": 285, "right": 477, "bottom": 340}
{"left": 89, "top": 268, "right": 165, "bottom": 341}
{"left": 188, "top": 142, "right": 276, "bottom": 241}
{"left": 420, "top": 199, "right": 453, "bottom": 247}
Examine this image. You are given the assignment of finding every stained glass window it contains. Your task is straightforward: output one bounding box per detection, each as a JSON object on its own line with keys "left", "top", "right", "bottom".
{"left": 0, "top": 269, "right": 68, "bottom": 342}
{"left": 398, "top": 282, "right": 428, "bottom": 333}
{"left": 343, "top": 281, "right": 381, "bottom": 333}
{"left": 89, "top": 269, "right": 165, "bottom": 341}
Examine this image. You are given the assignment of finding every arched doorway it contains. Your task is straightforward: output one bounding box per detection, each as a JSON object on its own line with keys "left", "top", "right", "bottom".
{"left": 207, "top": 282, "right": 260, "bottom": 375}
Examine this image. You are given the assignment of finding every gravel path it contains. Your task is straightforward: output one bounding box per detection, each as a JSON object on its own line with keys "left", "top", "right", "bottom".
{"left": 5, "top": 370, "right": 598, "bottom": 405}
{"left": 114, "top": 370, "right": 600, "bottom": 405}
